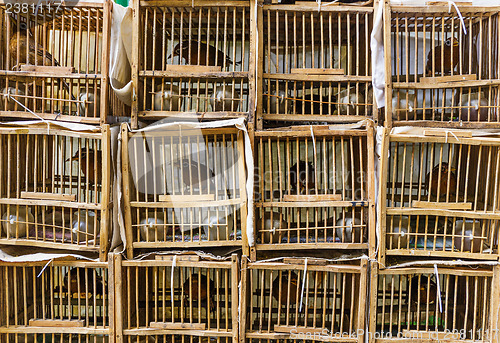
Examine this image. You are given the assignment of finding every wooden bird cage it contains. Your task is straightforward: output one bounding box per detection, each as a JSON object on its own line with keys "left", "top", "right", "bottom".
{"left": 0, "top": 124, "right": 111, "bottom": 260}
{"left": 0, "top": 258, "right": 112, "bottom": 342}
{"left": 121, "top": 124, "right": 248, "bottom": 259}
{"left": 379, "top": 128, "right": 500, "bottom": 265}
{"left": 369, "top": 263, "right": 500, "bottom": 343}
{"left": 131, "top": 0, "right": 254, "bottom": 128}
{"left": 240, "top": 257, "right": 368, "bottom": 343}
{"left": 0, "top": 0, "right": 112, "bottom": 124}
{"left": 254, "top": 123, "right": 375, "bottom": 254}
{"left": 385, "top": 3, "right": 500, "bottom": 128}
{"left": 112, "top": 253, "right": 239, "bottom": 343}
{"left": 256, "top": 3, "right": 375, "bottom": 129}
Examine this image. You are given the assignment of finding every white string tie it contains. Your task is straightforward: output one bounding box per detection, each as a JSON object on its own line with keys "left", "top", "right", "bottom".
{"left": 447, "top": 1, "right": 467, "bottom": 36}
{"left": 433, "top": 264, "right": 443, "bottom": 313}
{"left": 299, "top": 258, "right": 308, "bottom": 313}
{"left": 171, "top": 255, "right": 177, "bottom": 308}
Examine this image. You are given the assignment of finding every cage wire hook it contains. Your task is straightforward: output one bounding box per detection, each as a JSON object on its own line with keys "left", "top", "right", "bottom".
{"left": 37, "top": 259, "right": 54, "bottom": 278}
{"left": 299, "top": 258, "right": 308, "bottom": 313}
{"left": 433, "top": 264, "right": 443, "bottom": 313}
{"left": 447, "top": 1, "right": 467, "bottom": 36}
{"left": 4, "top": 90, "right": 51, "bottom": 134}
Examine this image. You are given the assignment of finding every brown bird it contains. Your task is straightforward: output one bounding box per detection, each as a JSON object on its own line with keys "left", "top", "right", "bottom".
{"left": 410, "top": 275, "right": 437, "bottom": 306}
{"left": 426, "top": 38, "right": 460, "bottom": 76}
{"left": 9, "top": 20, "right": 74, "bottom": 99}
{"left": 66, "top": 149, "right": 102, "bottom": 184}
{"left": 55, "top": 268, "right": 104, "bottom": 297}
{"left": 426, "top": 162, "right": 457, "bottom": 198}
{"left": 272, "top": 271, "right": 299, "bottom": 306}
{"left": 168, "top": 40, "right": 240, "bottom": 67}
{"left": 174, "top": 159, "right": 215, "bottom": 192}
{"left": 183, "top": 273, "right": 215, "bottom": 310}
{"left": 289, "top": 161, "right": 315, "bottom": 194}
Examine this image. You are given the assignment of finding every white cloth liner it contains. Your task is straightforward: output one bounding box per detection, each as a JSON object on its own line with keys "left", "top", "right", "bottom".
{"left": 127, "top": 118, "right": 255, "bottom": 247}
{"left": 370, "top": 0, "right": 500, "bottom": 110}
{"left": 109, "top": 2, "right": 133, "bottom": 106}
{"left": 0, "top": 247, "right": 96, "bottom": 263}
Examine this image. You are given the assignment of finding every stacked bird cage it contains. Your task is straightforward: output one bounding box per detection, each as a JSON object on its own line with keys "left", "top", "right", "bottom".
{"left": 121, "top": 123, "right": 248, "bottom": 258}
{"left": 255, "top": 0, "right": 375, "bottom": 129}
{"left": 0, "top": 123, "right": 111, "bottom": 260}
{"left": 0, "top": 257, "right": 112, "bottom": 342}
{"left": 369, "top": 262, "right": 500, "bottom": 343}
{"left": 240, "top": 257, "right": 369, "bottom": 343}
{"left": 385, "top": 3, "right": 500, "bottom": 128}
{"left": 254, "top": 123, "right": 375, "bottom": 254}
{"left": 130, "top": 0, "right": 253, "bottom": 129}
{"left": 112, "top": 253, "right": 239, "bottom": 343}
{"left": 0, "top": 0, "right": 112, "bottom": 124}
{"left": 378, "top": 127, "right": 500, "bottom": 265}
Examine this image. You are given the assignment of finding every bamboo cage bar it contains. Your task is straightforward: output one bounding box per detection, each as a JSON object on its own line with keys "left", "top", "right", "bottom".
{"left": 0, "top": 258, "right": 113, "bottom": 343}
{"left": 0, "top": 0, "right": 112, "bottom": 124}
{"left": 369, "top": 262, "right": 500, "bottom": 343}
{"left": 240, "top": 257, "right": 368, "bottom": 343}
{"left": 256, "top": 3, "right": 375, "bottom": 129}
{"left": 0, "top": 124, "right": 111, "bottom": 261}
{"left": 385, "top": 2, "right": 500, "bottom": 128}
{"left": 378, "top": 128, "right": 500, "bottom": 265}
{"left": 121, "top": 124, "right": 248, "bottom": 259}
{"left": 113, "top": 253, "right": 239, "bottom": 343}
{"left": 254, "top": 123, "right": 375, "bottom": 256}
{"left": 131, "top": 0, "right": 252, "bottom": 128}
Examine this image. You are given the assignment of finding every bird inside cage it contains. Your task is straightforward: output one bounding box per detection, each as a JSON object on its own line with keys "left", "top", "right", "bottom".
{"left": 210, "top": 84, "right": 240, "bottom": 112}
{"left": 272, "top": 271, "right": 299, "bottom": 306}
{"left": 335, "top": 216, "right": 364, "bottom": 243}
{"left": 152, "top": 84, "right": 182, "bottom": 111}
{"left": 257, "top": 211, "right": 287, "bottom": 244}
{"left": 139, "top": 216, "right": 172, "bottom": 241}
{"left": 264, "top": 82, "right": 293, "bottom": 114}
{"left": 71, "top": 210, "right": 99, "bottom": 242}
{"left": 453, "top": 219, "right": 486, "bottom": 253}
{"left": 426, "top": 38, "right": 460, "bottom": 76}
{"left": 338, "top": 87, "right": 372, "bottom": 115}
{"left": 54, "top": 268, "right": 105, "bottom": 298}
{"left": 386, "top": 216, "right": 410, "bottom": 249}
{"left": 168, "top": 40, "right": 241, "bottom": 67}
{"left": 78, "top": 89, "right": 101, "bottom": 118}
{"left": 183, "top": 273, "right": 215, "bottom": 312}
{"left": 392, "top": 90, "right": 416, "bottom": 120}
{"left": 293, "top": 94, "right": 336, "bottom": 115}
{"left": 66, "top": 148, "right": 102, "bottom": 184}
{"left": 409, "top": 275, "right": 437, "bottom": 307}
{"left": 0, "top": 85, "right": 28, "bottom": 111}
{"left": 8, "top": 19, "right": 75, "bottom": 100}
{"left": 457, "top": 91, "right": 497, "bottom": 122}
{"left": 426, "top": 162, "right": 457, "bottom": 199}
{"left": 288, "top": 161, "right": 315, "bottom": 195}
{"left": 1, "top": 206, "right": 34, "bottom": 238}
{"left": 201, "top": 212, "right": 234, "bottom": 241}
{"left": 174, "top": 159, "right": 216, "bottom": 194}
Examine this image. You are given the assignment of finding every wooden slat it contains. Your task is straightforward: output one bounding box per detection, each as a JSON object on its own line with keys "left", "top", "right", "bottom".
{"left": 290, "top": 68, "right": 344, "bottom": 75}
{"left": 29, "top": 319, "right": 85, "bottom": 328}
{"left": 165, "top": 65, "right": 223, "bottom": 73}
{"left": 282, "top": 194, "right": 342, "bottom": 202}
{"left": 282, "top": 258, "right": 327, "bottom": 265}
{"left": 412, "top": 201, "right": 473, "bottom": 210}
{"left": 148, "top": 322, "right": 206, "bottom": 330}
{"left": 420, "top": 74, "right": 477, "bottom": 84}
{"left": 20, "top": 192, "right": 77, "bottom": 202}
{"left": 157, "top": 194, "right": 216, "bottom": 202}
{"left": 426, "top": 1, "right": 472, "bottom": 5}
{"left": 20, "top": 65, "right": 75, "bottom": 75}
{"left": 155, "top": 255, "right": 200, "bottom": 262}
{"left": 274, "top": 326, "right": 327, "bottom": 334}
{"left": 424, "top": 130, "right": 473, "bottom": 138}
